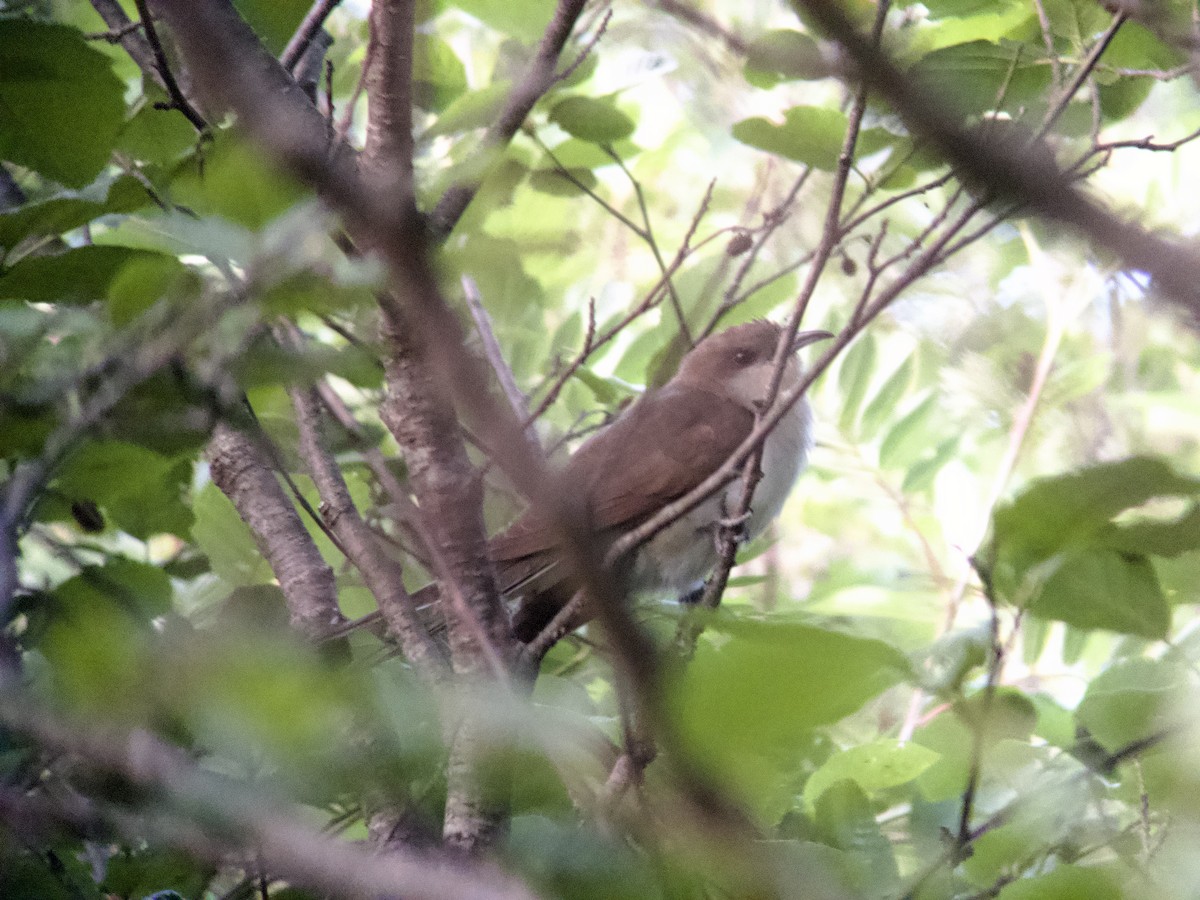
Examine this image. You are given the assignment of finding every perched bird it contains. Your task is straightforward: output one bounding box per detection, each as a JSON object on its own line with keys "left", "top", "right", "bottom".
{"left": 344, "top": 320, "right": 828, "bottom": 646}
{"left": 493, "top": 319, "right": 829, "bottom": 641}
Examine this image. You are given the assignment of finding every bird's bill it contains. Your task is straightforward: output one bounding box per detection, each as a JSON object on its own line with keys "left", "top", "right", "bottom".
{"left": 790, "top": 329, "right": 835, "bottom": 352}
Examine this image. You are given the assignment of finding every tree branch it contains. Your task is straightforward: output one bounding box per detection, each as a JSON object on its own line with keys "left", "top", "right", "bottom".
{"left": 288, "top": 379, "right": 449, "bottom": 678}
{"left": 430, "top": 0, "right": 588, "bottom": 235}
{"left": 206, "top": 422, "right": 343, "bottom": 642}
{"left": 281, "top": 0, "right": 343, "bottom": 72}
{"left": 0, "top": 692, "right": 538, "bottom": 900}
{"left": 789, "top": 0, "right": 1200, "bottom": 315}
{"left": 361, "top": 0, "right": 416, "bottom": 204}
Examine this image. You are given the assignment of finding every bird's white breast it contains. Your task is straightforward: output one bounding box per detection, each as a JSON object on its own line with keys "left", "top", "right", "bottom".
{"left": 631, "top": 396, "right": 813, "bottom": 596}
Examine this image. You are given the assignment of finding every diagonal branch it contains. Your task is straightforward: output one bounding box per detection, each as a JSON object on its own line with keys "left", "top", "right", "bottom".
{"left": 430, "top": 0, "right": 588, "bottom": 235}
{"left": 207, "top": 421, "right": 343, "bottom": 642}
{"left": 281, "top": 0, "right": 343, "bottom": 72}
{"left": 288, "top": 379, "right": 449, "bottom": 679}
{"left": 789, "top": 0, "right": 1200, "bottom": 316}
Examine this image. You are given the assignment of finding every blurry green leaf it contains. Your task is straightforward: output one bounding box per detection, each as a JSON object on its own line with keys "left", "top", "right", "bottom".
{"left": 507, "top": 815, "right": 661, "bottom": 900}
{"left": 814, "top": 781, "right": 899, "bottom": 888}
{"left": 172, "top": 134, "right": 306, "bottom": 229}
{"left": 1076, "top": 657, "right": 1185, "bottom": 752}
{"left": 905, "top": 1, "right": 1033, "bottom": 56}
{"left": 1026, "top": 549, "right": 1169, "bottom": 639}
{"left": 901, "top": 437, "right": 958, "bottom": 494}
{"left": 117, "top": 92, "right": 199, "bottom": 164}
{"left": 0, "top": 20, "right": 126, "bottom": 187}
{"left": 232, "top": 0, "right": 312, "bottom": 53}
{"left": 450, "top": 0, "right": 556, "bottom": 42}
{"left": 732, "top": 107, "right": 848, "bottom": 170}
{"left": 676, "top": 618, "right": 906, "bottom": 805}
{"left": 424, "top": 81, "right": 512, "bottom": 138}
{"left": 529, "top": 168, "right": 599, "bottom": 197}
{"left": 879, "top": 393, "right": 937, "bottom": 469}
{"left": 860, "top": 354, "right": 913, "bottom": 440}
{"left": 988, "top": 457, "right": 1200, "bottom": 580}
{"left": 997, "top": 865, "right": 1122, "bottom": 900}
{"left": 745, "top": 30, "right": 832, "bottom": 86}
{"left": 106, "top": 254, "right": 192, "bottom": 326}
{"left": 550, "top": 97, "right": 636, "bottom": 144}
{"left": 0, "top": 174, "right": 147, "bottom": 251}
{"left": 541, "top": 138, "right": 639, "bottom": 170}
{"left": 909, "top": 41, "right": 1052, "bottom": 117}
{"left": 56, "top": 557, "right": 173, "bottom": 621}
{"left": 804, "top": 739, "right": 939, "bottom": 809}
{"left": 837, "top": 333, "right": 877, "bottom": 436}
{"left": 192, "top": 482, "right": 275, "bottom": 587}
{"left": 53, "top": 441, "right": 193, "bottom": 539}
{"left": 0, "top": 246, "right": 174, "bottom": 304}
{"left": 414, "top": 35, "right": 468, "bottom": 111}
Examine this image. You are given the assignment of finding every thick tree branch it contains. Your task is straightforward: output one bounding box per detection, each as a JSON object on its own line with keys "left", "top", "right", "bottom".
{"left": 430, "top": 0, "right": 588, "bottom": 235}
{"left": 289, "top": 381, "right": 449, "bottom": 678}
{"left": 361, "top": 0, "right": 416, "bottom": 204}
{"left": 207, "top": 422, "right": 343, "bottom": 641}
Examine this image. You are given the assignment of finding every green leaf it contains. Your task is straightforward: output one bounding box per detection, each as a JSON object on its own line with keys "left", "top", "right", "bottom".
{"left": 1099, "top": 504, "right": 1200, "bottom": 559}
{"left": 53, "top": 441, "right": 194, "bottom": 539}
{"left": 879, "top": 393, "right": 937, "bottom": 469}
{"left": 549, "top": 97, "right": 636, "bottom": 144}
{"left": 0, "top": 246, "right": 175, "bottom": 304}
{"left": 905, "top": 0, "right": 1034, "bottom": 56}
{"left": 732, "top": 107, "right": 849, "bottom": 170}
{"left": 901, "top": 436, "right": 959, "bottom": 493}
{"left": 232, "top": 0, "right": 313, "bottom": 54}
{"left": 1076, "top": 657, "right": 1185, "bottom": 752}
{"left": 814, "top": 781, "right": 899, "bottom": 889}
{"left": 804, "top": 739, "right": 939, "bottom": 809}
{"left": 909, "top": 41, "right": 1052, "bottom": 118}
{"left": 171, "top": 134, "right": 306, "bottom": 229}
{"left": 55, "top": 557, "right": 173, "bottom": 621}
{"left": 424, "top": 81, "right": 512, "bottom": 138}
{"left": 860, "top": 354, "right": 914, "bottom": 440}
{"left": 991, "top": 457, "right": 1200, "bottom": 562}
{"left": 191, "top": 482, "right": 275, "bottom": 587}
{"left": 117, "top": 92, "right": 200, "bottom": 164}
{"left": 0, "top": 174, "right": 147, "bottom": 252}
{"left": 414, "top": 35, "right": 469, "bottom": 111}
{"left": 529, "top": 168, "right": 599, "bottom": 197}
{"left": 0, "top": 20, "right": 126, "bottom": 187}
{"left": 106, "top": 254, "right": 192, "bottom": 326}
{"left": 450, "top": 0, "right": 557, "bottom": 42}
{"left": 997, "top": 865, "right": 1122, "bottom": 900}
{"left": 1027, "top": 549, "right": 1169, "bottom": 638}
{"left": 744, "top": 30, "right": 832, "bottom": 86}
{"left": 837, "top": 333, "right": 877, "bottom": 436}
{"left": 675, "top": 618, "right": 906, "bottom": 768}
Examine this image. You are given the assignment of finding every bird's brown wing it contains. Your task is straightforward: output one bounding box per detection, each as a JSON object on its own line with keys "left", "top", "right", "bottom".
{"left": 489, "top": 385, "right": 754, "bottom": 595}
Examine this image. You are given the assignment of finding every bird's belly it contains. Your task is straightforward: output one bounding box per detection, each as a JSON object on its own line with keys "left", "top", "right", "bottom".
{"left": 629, "top": 398, "right": 811, "bottom": 597}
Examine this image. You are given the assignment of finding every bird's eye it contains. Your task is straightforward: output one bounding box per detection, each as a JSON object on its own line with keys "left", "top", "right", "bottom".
{"left": 734, "top": 349, "right": 753, "bottom": 365}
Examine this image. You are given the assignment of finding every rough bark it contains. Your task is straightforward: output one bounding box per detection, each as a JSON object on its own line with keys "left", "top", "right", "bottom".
{"left": 207, "top": 422, "right": 342, "bottom": 641}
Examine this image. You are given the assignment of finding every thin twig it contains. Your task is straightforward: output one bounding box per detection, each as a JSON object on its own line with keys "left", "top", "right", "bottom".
{"left": 132, "top": 0, "right": 207, "bottom": 130}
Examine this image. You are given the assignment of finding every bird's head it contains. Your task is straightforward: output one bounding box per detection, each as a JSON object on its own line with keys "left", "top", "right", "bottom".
{"left": 674, "top": 320, "right": 832, "bottom": 410}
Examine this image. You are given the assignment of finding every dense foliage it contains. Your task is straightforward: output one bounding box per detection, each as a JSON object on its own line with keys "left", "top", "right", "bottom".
{"left": 2, "top": 0, "right": 1200, "bottom": 898}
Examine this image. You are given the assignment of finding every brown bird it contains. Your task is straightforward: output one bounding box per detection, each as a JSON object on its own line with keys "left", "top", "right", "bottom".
{"left": 483, "top": 319, "right": 827, "bottom": 642}
{"left": 349, "top": 320, "right": 829, "bottom": 646}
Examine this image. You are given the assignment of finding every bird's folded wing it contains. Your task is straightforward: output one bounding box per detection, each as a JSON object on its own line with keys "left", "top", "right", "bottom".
{"left": 489, "top": 386, "right": 755, "bottom": 577}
